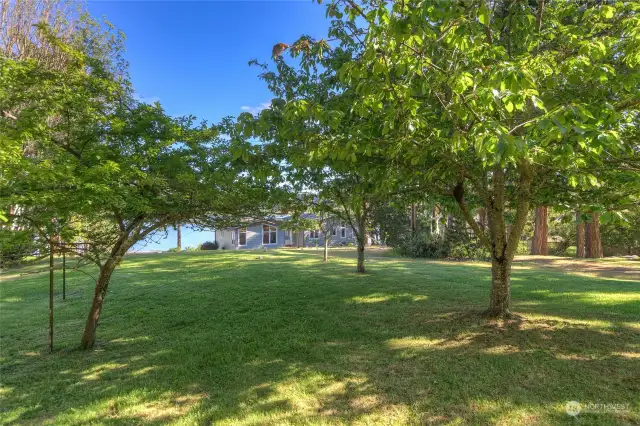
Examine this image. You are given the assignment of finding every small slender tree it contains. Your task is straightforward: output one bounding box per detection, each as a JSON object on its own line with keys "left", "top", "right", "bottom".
{"left": 236, "top": 34, "right": 398, "bottom": 273}
{"left": 176, "top": 224, "right": 182, "bottom": 251}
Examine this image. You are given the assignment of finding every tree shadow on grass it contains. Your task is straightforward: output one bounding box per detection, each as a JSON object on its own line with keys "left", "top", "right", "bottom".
{"left": 1, "top": 251, "right": 638, "bottom": 424}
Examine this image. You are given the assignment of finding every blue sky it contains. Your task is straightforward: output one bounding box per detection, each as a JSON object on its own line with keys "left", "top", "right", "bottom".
{"left": 87, "top": 1, "right": 331, "bottom": 250}
{"left": 88, "top": 1, "right": 330, "bottom": 122}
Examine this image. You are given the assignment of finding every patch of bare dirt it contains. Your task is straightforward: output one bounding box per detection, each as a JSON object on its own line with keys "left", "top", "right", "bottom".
{"left": 512, "top": 255, "right": 640, "bottom": 280}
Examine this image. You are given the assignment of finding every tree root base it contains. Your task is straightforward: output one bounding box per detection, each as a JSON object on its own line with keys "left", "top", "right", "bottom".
{"left": 481, "top": 309, "right": 522, "bottom": 320}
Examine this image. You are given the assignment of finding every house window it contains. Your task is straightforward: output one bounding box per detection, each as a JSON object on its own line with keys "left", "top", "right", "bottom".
{"left": 263, "top": 224, "right": 277, "bottom": 244}
{"left": 238, "top": 227, "right": 247, "bottom": 246}
{"left": 309, "top": 229, "right": 319, "bottom": 239}
{"left": 332, "top": 227, "right": 337, "bottom": 236}
{"left": 341, "top": 222, "right": 346, "bottom": 238}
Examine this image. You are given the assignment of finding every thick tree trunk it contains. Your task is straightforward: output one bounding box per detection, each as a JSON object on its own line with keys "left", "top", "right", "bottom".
{"left": 80, "top": 258, "right": 118, "bottom": 349}
{"left": 576, "top": 211, "right": 585, "bottom": 258}
{"left": 531, "top": 205, "right": 548, "bottom": 255}
{"left": 454, "top": 163, "right": 532, "bottom": 319}
{"left": 488, "top": 257, "right": 512, "bottom": 317}
{"left": 585, "top": 212, "right": 603, "bottom": 258}
{"left": 176, "top": 224, "right": 181, "bottom": 251}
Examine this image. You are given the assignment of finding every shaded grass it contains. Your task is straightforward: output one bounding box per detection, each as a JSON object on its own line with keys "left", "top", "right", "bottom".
{"left": 1, "top": 250, "right": 638, "bottom": 425}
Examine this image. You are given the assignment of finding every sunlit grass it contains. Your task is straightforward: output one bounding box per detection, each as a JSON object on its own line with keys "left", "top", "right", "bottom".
{"left": 1, "top": 250, "right": 638, "bottom": 425}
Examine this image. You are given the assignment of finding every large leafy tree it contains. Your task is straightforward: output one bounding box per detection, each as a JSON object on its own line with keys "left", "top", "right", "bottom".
{"left": 1, "top": 35, "right": 270, "bottom": 348}
{"left": 237, "top": 35, "right": 401, "bottom": 273}
{"left": 262, "top": 0, "right": 639, "bottom": 316}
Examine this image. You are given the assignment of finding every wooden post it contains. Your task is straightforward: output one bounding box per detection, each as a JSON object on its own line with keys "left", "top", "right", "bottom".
{"left": 49, "top": 242, "right": 54, "bottom": 352}
{"left": 62, "top": 251, "right": 66, "bottom": 300}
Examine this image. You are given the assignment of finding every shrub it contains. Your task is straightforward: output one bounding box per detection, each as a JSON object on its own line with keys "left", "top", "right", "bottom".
{"left": 167, "top": 247, "right": 180, "bottom": 253}
{"left": 447, "top": 242, "right": 490, "bottom": 260}
{"left": 0, "top": 230, "right": 39, "bottom": 268}
{"left": 199, "top": 241, "right": 219, "bottom": 250}
{"left": 395, "top": 216, "right": 490, "bottom": 260}
{"left": 396, "top": 233, "right": 449, "bottom": 258}
{"left": 515, "top": 241, "right": 530, "bottom": 255}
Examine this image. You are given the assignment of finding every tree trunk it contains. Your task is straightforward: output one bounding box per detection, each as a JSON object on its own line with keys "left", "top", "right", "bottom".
{"left": 488, "top": 256, "right": 512, "bottom": 317}
{"left": 531, "top": 205, "right": 548, "bottom": 255}
{"left": 576, "top": 211, "right": 585, "bottom": 258}
{"left": 356, "top": 220, "right": 366, "bottom": 273}
{"left": 356, "top": 242, "right": 365, "bottom": 273}
{"left": 585, "top": 212, "right": 603, "bottom": 258}
{"left": 80, "top": 258, "right": 118, "bottom": 349}
{"left": 49, "top": 241, "right": 54, "bottom": 352}
{"left": 323, "top": 234, "right": 329, "bottom": 263}
{"left": 176, "top": 224, "right": 181, "bottom": 251}
{"left": 410, "top": 204, "right": 417, "bottom": 234}
{"left": 453, "top": 163, "right": 532, "bottom": 319}
{"left": 477, "top": 207, "right": 487, "bottom": 231}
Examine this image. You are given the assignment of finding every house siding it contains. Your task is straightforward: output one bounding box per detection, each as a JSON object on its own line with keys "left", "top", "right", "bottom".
{"left": 217, "top": 217, "right": 357, "bottom": 250}
{"left": 244, "top": 224, "right": 263, "bottom": 249}
{"left": 217, "top": 229, "right": 235, "bottom": 250}
{"left": 218, "top": 224, "right": 287, "bottom": 250}
{"left": 303, "top": 221, "right": 356, "bottom": 247}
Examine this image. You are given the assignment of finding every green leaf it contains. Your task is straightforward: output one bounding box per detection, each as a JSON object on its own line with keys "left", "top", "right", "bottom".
{"left": 601, "top": 5, "right": 614, "bottom": 19}
{"left": 531, "top": 95, "right": 546, "bottom": 111}
{"left": 478, "top": 4, "right": 490, "bottom": 26}
{"left": 505, "top": 100, "right": 514, "bottom": 113}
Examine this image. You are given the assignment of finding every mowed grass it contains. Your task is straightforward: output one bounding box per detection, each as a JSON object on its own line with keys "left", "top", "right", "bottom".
{"left": 1, "top": 250, "right": 638, "bottom": 425}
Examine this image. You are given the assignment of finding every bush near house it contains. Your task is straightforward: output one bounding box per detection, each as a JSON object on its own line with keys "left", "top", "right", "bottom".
{"left": 0, "top": 229, "right": 40, "bottom": 268}
{"left": 199, "top": 241, "right": 219, "bottom": 250}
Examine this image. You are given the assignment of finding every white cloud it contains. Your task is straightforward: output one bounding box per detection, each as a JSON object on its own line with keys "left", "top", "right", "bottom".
{"left": 240, "top": 101, "right": 272, "bottom": 115}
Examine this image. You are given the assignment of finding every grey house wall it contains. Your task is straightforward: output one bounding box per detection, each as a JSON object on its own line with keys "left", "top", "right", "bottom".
{"left": 243, "top": 224, "right": 286, "bottom": 249}
{"left": 217, "top": 223, "right": 287, "bottom": 250}
{"left": 218, "top": 218, "right": 358, "bottom": 250}
{"left": 217, "top": 229, "right": 235, "bottom": 249}
{"left": 302, "top": 220, "right": 356, "bottom": 247}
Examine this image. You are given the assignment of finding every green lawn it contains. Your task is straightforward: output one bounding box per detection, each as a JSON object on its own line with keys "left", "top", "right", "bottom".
{"left": 1, "top": 250, "right": 638, "bottom": 425}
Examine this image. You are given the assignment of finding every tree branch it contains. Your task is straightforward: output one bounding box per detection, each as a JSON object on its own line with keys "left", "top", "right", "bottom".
{"left": 506, "top": 160, "right": 533, "bottom": 259}
{"left": 452, "top": 182, "right": 491, "bottom": 249}
{"left": 537, "top": 0, "right": 545, "bottom": 33}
